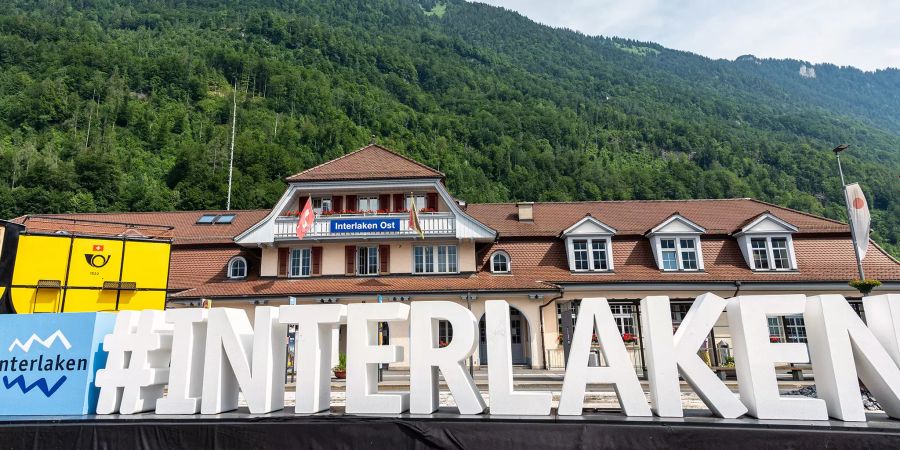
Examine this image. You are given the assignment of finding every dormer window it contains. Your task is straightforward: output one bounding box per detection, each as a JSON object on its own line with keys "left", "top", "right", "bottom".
{"left": 491, "top": 251, "right": 510, "bottom": 273}
{"left": 647, "top": 214, "right": 705, "bottom": 272}
{"left": 735, "top": 213, "right": 798, "bottom": 271}
{"left": 228, "top": 256, "right": 247, "bottom": 279}
{"left": 562, "top": 215, "right": 616, "bottom": 272}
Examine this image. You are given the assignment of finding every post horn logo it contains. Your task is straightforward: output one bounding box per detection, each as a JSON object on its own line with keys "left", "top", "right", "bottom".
{"left": 85, "top": 244, "right": 111, "bottom": 268}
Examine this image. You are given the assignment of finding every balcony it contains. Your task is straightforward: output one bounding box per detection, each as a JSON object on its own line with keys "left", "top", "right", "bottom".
{"left": 274, "top": 212, "right": 456, "bottom": 240}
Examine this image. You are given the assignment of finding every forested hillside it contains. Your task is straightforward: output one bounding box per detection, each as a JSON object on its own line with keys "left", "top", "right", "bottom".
{"left": 0, "top": 0, "right": 898, "bottom": 255}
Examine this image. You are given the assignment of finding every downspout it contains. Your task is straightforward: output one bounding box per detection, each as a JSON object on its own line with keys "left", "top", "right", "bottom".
{"left": 539, "top": 286, "right": 565, "bottom": 370}
{"left": 733, "top": 280, "right": 742, "bottom": 297}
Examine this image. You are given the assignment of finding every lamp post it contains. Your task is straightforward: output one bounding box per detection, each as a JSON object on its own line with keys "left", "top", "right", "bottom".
{"left": 832, "top": 144, "right": 865, "bottom": 280}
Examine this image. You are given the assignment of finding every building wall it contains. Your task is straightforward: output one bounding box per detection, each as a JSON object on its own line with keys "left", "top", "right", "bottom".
{"left": 260, "top": 246, "right": 278, "bottom": 277}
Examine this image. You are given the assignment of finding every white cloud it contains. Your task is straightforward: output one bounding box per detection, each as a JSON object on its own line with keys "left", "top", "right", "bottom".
{"left": 473, "top": 0, "right": 900, "bottom": 70}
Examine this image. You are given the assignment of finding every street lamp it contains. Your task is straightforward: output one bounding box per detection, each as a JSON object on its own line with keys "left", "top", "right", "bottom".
{"left": 831, "top": 144, "right": 865, "bottom": 280}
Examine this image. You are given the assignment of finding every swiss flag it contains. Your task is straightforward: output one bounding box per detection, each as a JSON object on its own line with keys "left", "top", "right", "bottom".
{"left": 92, "top": 244, "right": 104, "bottom": 252}
{"left": 296, "top": 197, "right": 316, "bottom": 239}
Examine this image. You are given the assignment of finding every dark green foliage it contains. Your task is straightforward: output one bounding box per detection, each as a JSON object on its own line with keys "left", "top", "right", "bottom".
{"left": 0, "top": 0, "right": 898, "bottom": 256}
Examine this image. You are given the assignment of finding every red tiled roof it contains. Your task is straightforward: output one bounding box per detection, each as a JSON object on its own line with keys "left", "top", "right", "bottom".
{"left": 466, "top": 199, "right": 847, "bottom": 237}
{"left": 285, "top": 145, "right": 444, "bottom": 182}
{"left": 11, "top": 210, "right": 269, "bottom": 245}
{"left": 169, "top": 246, "right": 260, "bottom": 290}
{"left": 475, "top": 236, "right": 900, "bottom": 285}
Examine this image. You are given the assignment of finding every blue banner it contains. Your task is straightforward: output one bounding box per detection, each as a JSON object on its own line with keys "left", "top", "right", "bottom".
{"left": 330, "top": 218, "right": 401, "bottom": 233}
{"left": 0, "top": 313, "right": 115, "bottom": 415}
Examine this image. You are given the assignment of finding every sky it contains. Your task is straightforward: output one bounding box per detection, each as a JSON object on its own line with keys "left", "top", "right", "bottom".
{"left": 474, "top": 0, "right": 900, "bottom": 71}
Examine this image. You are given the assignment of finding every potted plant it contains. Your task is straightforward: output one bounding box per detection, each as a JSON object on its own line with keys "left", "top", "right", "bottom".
{"left": 333, "top": 353, "right": 347, "bottom": 379}
{"left": 849, "top": 279, "right": 881, "bottom": 296}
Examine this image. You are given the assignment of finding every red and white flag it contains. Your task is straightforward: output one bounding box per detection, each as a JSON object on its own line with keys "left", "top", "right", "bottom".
{"left": 844, "top": 183, "right": 870, "bottom": 260}
{"left": 296, "top": 197, "right": 315, "bottom": 239}
{"left": 408, "top": 195, "right": 424, "bottom": 239}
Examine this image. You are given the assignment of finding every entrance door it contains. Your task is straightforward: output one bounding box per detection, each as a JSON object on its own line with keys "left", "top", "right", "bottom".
{"left": 478, "top": 307, "right": 527, "bottom": 365}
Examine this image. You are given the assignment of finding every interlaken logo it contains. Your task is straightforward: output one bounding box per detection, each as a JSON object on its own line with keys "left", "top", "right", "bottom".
{"left": 85, "top": 244, "right": 111, "bottom": 268}
{"left": 1, "top": 330, "right": 78, "bottom": 398}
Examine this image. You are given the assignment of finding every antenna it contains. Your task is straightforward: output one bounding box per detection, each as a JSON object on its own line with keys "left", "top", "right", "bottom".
{"left": 226, "top": 79, "right": 237, "bottom": 211}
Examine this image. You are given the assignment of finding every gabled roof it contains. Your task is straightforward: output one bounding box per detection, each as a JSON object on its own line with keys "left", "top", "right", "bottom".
{"left": 734, "top": 212, "right": 799, "bottom": 235}
{"left": 465, "top": 199, "right": 848, "bottom": 237}
{"left": 285, "top": 145, "right": 444, "bottom": 182}
{"left": 561, "top": 214, "right": 617, "bottom": 236}
{"left": 647, "top": 213, "right": 706, "bottom": 235}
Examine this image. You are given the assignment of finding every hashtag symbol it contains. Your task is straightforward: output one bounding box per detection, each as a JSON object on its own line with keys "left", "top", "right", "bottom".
{"left": 95, "top": 310, "right": 173, "bottom": 414}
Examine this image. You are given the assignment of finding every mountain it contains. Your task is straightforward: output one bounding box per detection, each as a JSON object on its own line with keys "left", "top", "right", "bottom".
{"left": 0, "top": 0, "right": 898, "bottom": 256}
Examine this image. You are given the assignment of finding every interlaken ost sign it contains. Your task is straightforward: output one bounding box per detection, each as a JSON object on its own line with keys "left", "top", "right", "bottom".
{"left": 2, "top": 293, "right": 900, "bottom": 423}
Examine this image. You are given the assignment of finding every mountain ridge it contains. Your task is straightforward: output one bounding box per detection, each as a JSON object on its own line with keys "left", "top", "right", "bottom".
{"left": 0, "top": 0, "right": 897, "bottom": 256}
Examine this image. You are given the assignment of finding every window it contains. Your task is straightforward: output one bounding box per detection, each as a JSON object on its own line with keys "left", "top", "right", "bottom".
{"left": 358, "top": 196, "right": 379, "bottom": 212}
{"left": 357, "top": 246, "right": 379, "bottom": 275}
{"left": 557, "top": 300, "right": 581, "bottom": 333}
{"left": 406, "top": 194, "right": 426, "bottom": 211}
{"left": 413, "top": 245, "right": 458, "bottom": 274}
{"left": 197, "top": 214, "right": 217, "bottom": 224}
{"left": 311, "top": 197, "right": 331, "bottom": 214}
{"left": 670, "top": 303, "right": 691, "bottom": 332}
{"left": 747, "top": 236, "right": 793, "bottom": 271}
{"left": 768, "top": 316, "right": 807, "bottom": 343}
{"left": 591, "top": 240, "right": 608, "bottom": 271}
{"left": 751, "top": 238, "right": 770, "bottom": 269}
{"left": 658, "top": 237, "right": 701, "bottom": 271}
{"left": 569, "top": 238, "right": 611, "bottom": 272}
{"left": 771, "top": 238, "right": 790, "bottom": 269}
{"left": 573, "top": 240, "right": 589, "bottom": 271}
{"left": 228, "top": 257, "right": 247, "bottom": 279}
{"left": 610, "top": 304, "right": 636, "bottom": 336}
{"left": 290, "top": 248, "right": 311, "bottom": 277}
{"left": 438, "top": 320, "right": 453, "bottom": 346}
{"left": 216, "top": 214, "right": 235, "bottom": 224}
{"left": 491, "top": 251, "right": 510, "bottom": 273}
{"left": 660, "top": 239, "right": 678, "bottom": 270}
{"left": 198, "top": 214, "right": 237, "bottom": 224}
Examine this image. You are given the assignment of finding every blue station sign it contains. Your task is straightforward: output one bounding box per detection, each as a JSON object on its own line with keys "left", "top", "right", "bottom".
{"left": 0, "top": 312, "right": 115, "bottom": 415}
{"left": 330, "top": 218, "right": 401, "bottom": 233}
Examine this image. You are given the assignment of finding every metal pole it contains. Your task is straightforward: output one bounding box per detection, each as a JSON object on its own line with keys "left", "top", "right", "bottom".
{"left": 226, "top": 79, "right": 237, "bottom": 211}
{"left": 835, "top": 152, "right": 866, "bottom": 280}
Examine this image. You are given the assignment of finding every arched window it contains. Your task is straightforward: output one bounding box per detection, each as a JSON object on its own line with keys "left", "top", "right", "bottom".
{"left": 490, "top": 251, "right": 510, "bottom": 274}
{"left": 228, "top": 256, "right": 247, "bottom": 279}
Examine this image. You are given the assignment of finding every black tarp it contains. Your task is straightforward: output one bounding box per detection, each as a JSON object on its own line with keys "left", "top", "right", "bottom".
{"left": 2, "top": 410, "right": 899, "bottom": 449}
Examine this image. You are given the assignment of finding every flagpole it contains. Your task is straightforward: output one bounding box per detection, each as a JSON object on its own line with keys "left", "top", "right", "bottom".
{"left": 833, "top": 145, "right": 865, "bottom": 280}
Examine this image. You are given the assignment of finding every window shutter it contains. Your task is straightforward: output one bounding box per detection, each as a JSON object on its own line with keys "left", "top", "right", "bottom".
{"left": 393, "top": 193, "right": 404, "bottom": 211}
{"left": 345, "top": 245, "right": 356, "bottom": 275}
{"left": 378, "top": 194, "right": 390, "bottom": 212}
{"left": 345, "top": 195, "right": 358, "bottom": 212}
{"left": 379, "top": 245, "right": 390, "bottom": 275}
{"left": 312, "top": 246, "right": 323, "bottom": 276}
{"left": 426, "top": 193, "right": 438, "bottom": 210}
{"left": 278, "top": 248, "right": 289, "bottom": 277}
{"left": 333, "top": 196, "right": 343, "bottom": 212}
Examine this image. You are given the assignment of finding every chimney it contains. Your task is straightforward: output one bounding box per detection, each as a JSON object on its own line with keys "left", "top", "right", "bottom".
{"left": 516, "top": 202, "right": 534, "bottom": 221}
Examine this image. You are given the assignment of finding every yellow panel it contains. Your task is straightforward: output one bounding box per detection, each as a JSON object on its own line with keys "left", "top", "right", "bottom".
{"left": 10, "top": 235, "right": 70, "bottom": 313}
{"left": 117, "top": 290, "right": 166, "bottom": 311}
{"left": 62, "top": 288, "right": 118, "bottom": 313}
{"left": 67, "top": 238, "right": 124, "bottom": 288}
{"left": 121, "top": 240, "right": 171, "bottom": 290}
{"left": 12, "top": 235, "right": 71, "bottom": 287}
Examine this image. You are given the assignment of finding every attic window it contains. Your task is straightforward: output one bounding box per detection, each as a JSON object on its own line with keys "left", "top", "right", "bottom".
{"left": 197, "top": 214, "right": 237, "bottom": 225}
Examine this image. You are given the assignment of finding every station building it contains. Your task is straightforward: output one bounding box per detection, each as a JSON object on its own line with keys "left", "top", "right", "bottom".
{"left": 13, "top": 145, "right": 900, "bottom": 372}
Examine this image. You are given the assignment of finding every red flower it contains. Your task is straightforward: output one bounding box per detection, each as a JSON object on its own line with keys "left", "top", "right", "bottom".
{"left": 622, "top": 333, "right": 636, "bottom": 343}
{"left": 769, "top": 336, "right": 780, "bottom": 343}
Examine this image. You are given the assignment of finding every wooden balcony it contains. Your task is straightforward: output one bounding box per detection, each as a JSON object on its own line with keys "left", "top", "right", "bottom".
{"left": 273, "top": 212, "right": 456, "bottom": 240}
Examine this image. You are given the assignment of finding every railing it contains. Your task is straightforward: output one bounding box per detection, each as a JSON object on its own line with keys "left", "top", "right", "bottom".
{"left": 274, "top": 212, "right": 456, "bottom": 240}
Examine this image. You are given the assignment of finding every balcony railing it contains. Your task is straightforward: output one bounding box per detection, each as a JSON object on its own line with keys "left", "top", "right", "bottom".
{"left": 274, "top": 212, "right": 456, "bottom": 240}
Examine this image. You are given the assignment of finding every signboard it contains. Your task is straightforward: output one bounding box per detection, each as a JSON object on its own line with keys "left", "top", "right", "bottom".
{"left": 2, "top": 293, "right": 900, "bottom": 423}
{"left": 329, "top": 219, "right": 400, "bottom": 234}
{"left": 0, "top": 312, "right": 114, "bottom": 415}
